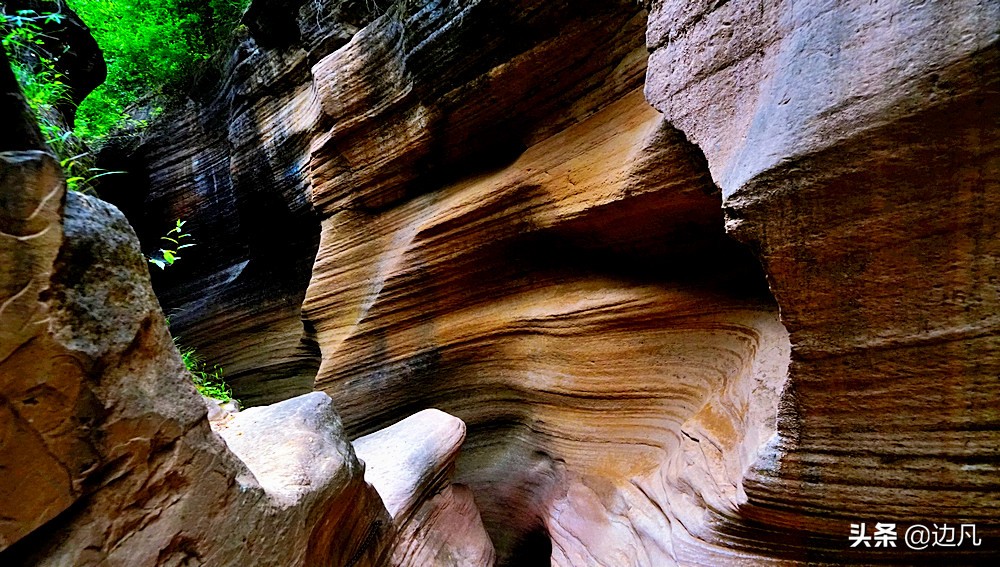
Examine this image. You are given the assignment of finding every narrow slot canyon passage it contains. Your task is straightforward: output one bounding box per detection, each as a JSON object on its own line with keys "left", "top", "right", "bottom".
{"left": 2, "top": 0, "right": 995, "bottom": 565}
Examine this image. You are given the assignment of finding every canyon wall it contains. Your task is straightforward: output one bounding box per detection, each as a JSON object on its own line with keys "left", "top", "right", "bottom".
{"left": 644, "top": 0, "right": 1000, "bottom": 563}
{"left": 2, "top": 42, "right": 495, "bottom": 565}
{"left": 62, "top": 0, "right": 1000, "bottom": 564}
{"left": 0, "top": 48, "right": 395, "bottom": 565}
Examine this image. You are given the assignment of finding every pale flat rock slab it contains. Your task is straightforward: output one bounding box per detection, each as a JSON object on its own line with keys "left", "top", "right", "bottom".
{"left": 354, "top": 408, "right": 465, "bottom": 518}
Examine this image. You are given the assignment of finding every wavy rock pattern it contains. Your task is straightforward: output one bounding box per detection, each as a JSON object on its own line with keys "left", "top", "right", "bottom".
{"left": 306, "top": 82, "right": 791, "bottom": 563}
{"left": 643, "top": 0, "right": 1000, "bottom": 563}
{"left": 0, "top": 72, "right": 392, "bottom": 563}
{"left": 89, "top": 0, "right": 997, "bottom": 564}
{"left": 91, "top": 0, "right": 392, "bottom": 405}
{"left": 96, "top": 0, "right": 649, "bottom": 407}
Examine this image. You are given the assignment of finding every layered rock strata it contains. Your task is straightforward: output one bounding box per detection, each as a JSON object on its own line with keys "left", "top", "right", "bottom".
{"left": 306, "top": 85, "right": 791, "bottom": 564}
{"left": 0, "top": 66, "right": 392, "bottom": 564}
{"left": 644, "top": 0, "right": 1000, "bottom": 562}
{"left": 95, "top": 0, "right": 651, "bottom": 407}
{"left": 92, "top": 0, "right": 998, "bottom": 564}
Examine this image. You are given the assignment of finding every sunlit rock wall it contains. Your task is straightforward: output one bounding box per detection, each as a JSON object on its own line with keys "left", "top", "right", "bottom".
{"left": 644, "top": 0, "right": 1000, "bottom": 563}
{"left": 98, "top": 0, "right": 997, "bottom": 564}
{"left": 300, "top": 2, "right": 791, "bottom": 564}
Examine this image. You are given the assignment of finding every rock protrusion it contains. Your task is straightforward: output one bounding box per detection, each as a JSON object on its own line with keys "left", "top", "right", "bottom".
{"left": 355, "top": 409, "right": 496, "bottom": 566}
{"left": 0, "top": 59, "right": 392, "bottom": 564}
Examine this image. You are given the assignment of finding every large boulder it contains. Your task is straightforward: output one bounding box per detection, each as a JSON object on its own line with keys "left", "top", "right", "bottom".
{"left": 354, "top": 409, "right": 495, "bottom": 566}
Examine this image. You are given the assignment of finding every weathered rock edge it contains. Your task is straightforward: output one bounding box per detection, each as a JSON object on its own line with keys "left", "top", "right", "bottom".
{"left": 0, "top": 69, "right": 393, "bottom": 561}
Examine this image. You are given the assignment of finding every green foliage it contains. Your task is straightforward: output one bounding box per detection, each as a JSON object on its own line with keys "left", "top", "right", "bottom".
{"left": 2, "top": 9, "right": 70, "bottom": 125}
{"left": 5, "top": 1, "right": 250, "bottom": 155}
{"left": 149, "top": 218, "right": 195, "bottom": 270}
{"left": 68, "top": 0, "right": 251, "bottom": 141}
{"left": 2, "top": 7, "right": 114, "bottom": 192}
{"left": 168, "top": 316, "right": 233, "bottom": 403}
{"left": 60, "top": 150, "right": 123, "bottom": 192}
{"left": 177, "top": 342, "right": 233, "bottom": 403}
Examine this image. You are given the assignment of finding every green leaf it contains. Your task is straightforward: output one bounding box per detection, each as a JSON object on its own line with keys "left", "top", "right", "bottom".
{"left": 87, "top": 170, "right": 125, "bottom": 180}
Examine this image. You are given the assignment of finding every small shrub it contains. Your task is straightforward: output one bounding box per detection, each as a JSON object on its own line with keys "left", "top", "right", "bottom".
{"left": 2, "top": 8, "right": 124, "bottom": 193}
{"left": 176, "top": 342, "right": 234, "bottom": 403}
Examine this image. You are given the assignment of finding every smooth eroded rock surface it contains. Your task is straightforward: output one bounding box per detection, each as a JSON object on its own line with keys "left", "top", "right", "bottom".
{"left": 95, "top": 0, "right": 649, "bottom": 407}
{"left": 646, "top": 0, "right": 1000, "bottom": 562}
{"left": 77, "top": 0, "right": 998, "bottom": 564}
{"left": 0, "top": 76, "right": 392, "bottom": 562}
{"left": 306, "top": 81, "right": 791, "bottom": 565}
{"left": 354, "top": 409, "right": 495, "bottom": 566}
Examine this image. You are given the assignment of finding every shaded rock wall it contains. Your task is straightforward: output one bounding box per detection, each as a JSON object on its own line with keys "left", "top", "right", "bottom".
{"left": 92, "top": 0, "right": 394, "bottom": 405}
{"left": 95, "top": 0, "right": 998, "bottom": 564}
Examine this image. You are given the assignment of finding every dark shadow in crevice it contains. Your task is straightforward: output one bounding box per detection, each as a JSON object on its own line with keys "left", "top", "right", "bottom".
{"left": 502, "top": 526, "right": 553, "bottom": 567}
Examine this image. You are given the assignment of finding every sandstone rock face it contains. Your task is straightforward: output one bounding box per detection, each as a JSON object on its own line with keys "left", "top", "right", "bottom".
{"left": 354, "top": 409, "right": 495, "bottom": 566}
{"left": 306, "top": 85, "right": 791, "bottom": 565}
{"left": 92, "top": 0, "right": 395, "bottom": 407}
{"left": 0, "top": 150, "right": 80, "bottom": 552}
{"left": 295, "top": 3, "right": 791, "bottom": 564}
{"left": 644, "top": 0, "right": 1000, "bottom": 562}
{"left": 95, "top": 0, "right": 650, "bottom": 407}
{"left": 90, "top": 0, "right": 997, "bottom": 564}
{"left": 0, "top": 71, "right": 391, "bottom": 564}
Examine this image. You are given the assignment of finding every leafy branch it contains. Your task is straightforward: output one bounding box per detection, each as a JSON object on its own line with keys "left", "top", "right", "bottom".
{"left": 148, "top": 218, "right": 195, "bottom": 269}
